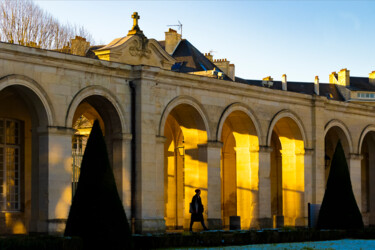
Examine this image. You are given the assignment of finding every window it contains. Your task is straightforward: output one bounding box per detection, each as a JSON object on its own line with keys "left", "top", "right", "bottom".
{"left": 357, "top": 92, "right": 375, "bottom": 99}
{"left": 0, "top": 119, "right": 20, "bottom": 211}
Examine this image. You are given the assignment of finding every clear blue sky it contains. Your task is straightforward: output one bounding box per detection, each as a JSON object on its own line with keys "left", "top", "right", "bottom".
{"left": 35, "top": 0, "right": 375, "bottom": 83}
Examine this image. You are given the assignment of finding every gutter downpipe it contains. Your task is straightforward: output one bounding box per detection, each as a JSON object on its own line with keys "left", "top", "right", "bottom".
{"left": 129, "top": 80, "right": 136, "bottom": 234}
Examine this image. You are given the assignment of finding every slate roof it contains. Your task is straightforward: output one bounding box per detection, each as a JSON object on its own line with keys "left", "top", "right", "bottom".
{"left": 347, "top": 77, "right": 375, "bottom": 91}
{"left": 234, "top": 77, "right": 344, "bottom": 101}
{"left": 158, "top": 39, "right": 232, "bottom": 80}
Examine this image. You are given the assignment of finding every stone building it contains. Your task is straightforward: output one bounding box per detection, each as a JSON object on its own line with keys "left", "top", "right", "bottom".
{"left": 1, "top": 12, "right": 375, "bottom": 234}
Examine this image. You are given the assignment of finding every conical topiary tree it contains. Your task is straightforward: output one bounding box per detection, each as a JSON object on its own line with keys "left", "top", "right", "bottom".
{"left": 317, "top": 140, "right": 364, "bottom": 229}
{"left": 65, "top": 120, "right": 132, "bottom": 249}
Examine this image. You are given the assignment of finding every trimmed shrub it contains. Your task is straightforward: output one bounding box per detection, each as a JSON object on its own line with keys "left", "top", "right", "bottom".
{"left": 65, "top": 120, "right": 132, "bottom": 249}
{"left": 317, "top": 140, "right": 364, "bottom": 229}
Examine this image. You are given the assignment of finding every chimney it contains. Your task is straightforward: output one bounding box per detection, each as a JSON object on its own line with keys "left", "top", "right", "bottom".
{"left": 369, "top": 71, "right": 375, "bottom": 85}
{"left": 205, "top": 53, "right": 213, "bottom": 62}
{"left": 282, "top": 74, "right": 287, "bottom": 91}
{"left": 337, "top": 68, "right": 350, "bottom": 86}
{"left": 329, "top": 71, "right": 338, "bottom": 84}
{"left": 314, "top": 76, "right": 319, "bottom": 95}
{"left": 165, "top": 28, "right": 181, "bottom": 55}
{"left": 228, "top": 64, "right": 235, "bottom": 81}
{"left": 70, "top": 36, "right": 90, "bottom": 56}
{"left": 263, "top": 76, "right": 273, "bottom": 81}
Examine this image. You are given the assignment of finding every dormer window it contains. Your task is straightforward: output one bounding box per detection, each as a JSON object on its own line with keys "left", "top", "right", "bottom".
{"left": 357, "top": 93, "right": 375, "bottom": 99}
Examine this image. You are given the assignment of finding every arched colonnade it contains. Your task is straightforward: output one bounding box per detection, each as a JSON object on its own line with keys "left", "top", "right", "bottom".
{"left": 1, "top": 74, "right": 375, "bottom": 233}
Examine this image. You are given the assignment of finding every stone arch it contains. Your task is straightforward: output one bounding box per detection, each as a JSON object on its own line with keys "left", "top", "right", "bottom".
{"left": 217, "top": 103, "right": 260, "bottom": 229}
{"left": 358, "top": 125, "right": 375, "bottom": 154}
{"left": 267, "top": 110, "right": 308, "bottom": 148}
{"left": 65, "top": 85, "right": 127, "bottom": 133}
{"left": 217, "top": 102, "right": 262, "bottom": 143}
{"left": 0, "top": 74, "right": 54, "bottom": 233}
{"left": 268, "top": 109, "right": 306, "bottom": 227}
{"left": 66, "top": 85, "right": 128, "bottom": 206}
{"left": 159, "top": 95, "right": 211, "bottom": 140}
{"left": 324, "top": 119, "right": 353, "bottom": 154}
{"left": 358, "top": 125, "right": 375, "bottom": 226}
{"left": 0, "top": 74, "right": 54, "bottom": 126}
{"left": 162, "top": 96, "right": 209, "bottom": 230}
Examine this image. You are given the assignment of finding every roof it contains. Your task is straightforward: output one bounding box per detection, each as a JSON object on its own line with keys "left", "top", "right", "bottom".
{"left": 347, "top": 76, "right": 375, "bottom": 91}
{"left": 95, "top": 36, "right": 132, "bottom": 51}
{"left": 170, "top": 39, "right": 218, "bottom": 72}
{"left": 158, "top": 39, "right": 232, "bottom": 80}
{"left": 234, "top": 77, "right": 344, "bottom": 101}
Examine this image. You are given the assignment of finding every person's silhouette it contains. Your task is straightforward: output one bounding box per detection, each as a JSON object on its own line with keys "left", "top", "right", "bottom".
{"left": 189, "top": 189, "right": 208, "bottom": 232}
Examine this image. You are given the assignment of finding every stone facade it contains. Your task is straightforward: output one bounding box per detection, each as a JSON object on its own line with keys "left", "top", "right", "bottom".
{"left": 1, "top": 13, "right": 375, "bottom": 234}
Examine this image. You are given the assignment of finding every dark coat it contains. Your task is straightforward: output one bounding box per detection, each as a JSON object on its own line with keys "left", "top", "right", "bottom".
{"left": 191, "top": 194, "right": 204, "bottom": 222}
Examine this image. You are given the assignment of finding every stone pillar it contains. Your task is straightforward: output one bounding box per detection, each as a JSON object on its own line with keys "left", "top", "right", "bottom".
{"left": 37, "top": 126, "right": 75, "bottom": 234}
{"left": 200, "top": 141, "right": 223, "bottom": 229}
{"left": 113, "top": 133, "right": 132, "bottom": 221}
{"left": 312, "top": 97, "right": 326, "bottom": 205}
{"left": 303, "top": 148, "right": 314, "bottom": 225}
{"left": 350, "top": 153, "right": 363, "bottom": 212}
{"left": 155, "top": 135, "right": 167, "bottom": 226}
{"left": 133, "top": 78, "right": 166, "bottom": 233}
{"left": 258, "top": 146, "right": 273, "bottom": 228}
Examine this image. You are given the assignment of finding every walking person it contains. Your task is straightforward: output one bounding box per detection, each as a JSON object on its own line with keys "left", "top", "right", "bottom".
{"left": 189, "top": 189, "right": 208, "bottom": 232}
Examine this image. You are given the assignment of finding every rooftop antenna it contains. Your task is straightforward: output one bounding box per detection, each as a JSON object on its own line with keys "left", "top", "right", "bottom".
{"left": 167, "top": 20, "right": 182, "bottom": 37}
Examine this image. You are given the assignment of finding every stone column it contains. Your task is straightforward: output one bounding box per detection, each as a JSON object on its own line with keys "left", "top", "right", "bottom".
{"left": 37, "top": 126, "right": 75, "bottom": 234}
{"left": 258, "top": 146, "right": 273, "bottom": 228}
{"left": 133, "top": 77, "right": 166, "bottom": 233}
{"left": 113, "top": 133, "right": 132, "bottom": 221}
{"left": 349, "top": 153, "right": 363, "bottom": 212}
{"left": 312, "top": 97, "right": 326, "bottom": 205}
{"left": 201, "top": 141, "right": 223, "bottom": 229}
{"left": 303, "top": 148, "right": 314, "bottom": 226}
{"left": 155, "top": 136, "right": 167, "bottom": 227}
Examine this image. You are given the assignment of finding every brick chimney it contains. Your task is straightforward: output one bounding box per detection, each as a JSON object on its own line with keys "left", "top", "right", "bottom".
{"left": 282, "top": 74, "right": 287, "bottom": 91}
{"left": 314, "top": 76, "right": 319, "bottom": 95}
{"left": 369, "top": 71, "right": 375, "bottom": 85}
{"left": 337, "top": 68, "right": 350, "bottom": 86}
{"left": 165, "top": 28, "right": 181, "bottom": 55}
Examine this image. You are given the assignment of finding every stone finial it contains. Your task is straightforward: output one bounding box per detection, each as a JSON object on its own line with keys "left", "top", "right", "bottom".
{"left": 314, "top": 76, "right": 319, "bottom": 95}
{"left": 128, "top": 12, "right": 144, "bottom": 36}
{"left": 282, "top": 74, "right": 287, "bottom": 91}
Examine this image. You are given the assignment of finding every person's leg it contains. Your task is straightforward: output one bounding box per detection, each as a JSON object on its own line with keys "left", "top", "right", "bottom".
{"left": 189, "top": 220, "right": 194, "bottom": 231}
{"left": 200, "top": 218, "right": 208, "bottom": 230}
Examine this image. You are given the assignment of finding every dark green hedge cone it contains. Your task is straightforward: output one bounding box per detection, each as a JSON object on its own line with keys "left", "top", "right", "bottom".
{"left": 65, "top": 120, "right": 132, "bottom": 249}
{"left": 317, "top": 140, "right": 364, "bottom": 229}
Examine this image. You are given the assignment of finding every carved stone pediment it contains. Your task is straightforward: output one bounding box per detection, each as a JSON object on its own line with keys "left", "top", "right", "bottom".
{"left": 93, "top": 12, "right": 175, "bottom": 70}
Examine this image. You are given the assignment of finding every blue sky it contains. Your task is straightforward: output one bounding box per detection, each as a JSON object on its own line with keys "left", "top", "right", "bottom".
{"left": 35, "top": 0, "right": 375, "bottom": 83}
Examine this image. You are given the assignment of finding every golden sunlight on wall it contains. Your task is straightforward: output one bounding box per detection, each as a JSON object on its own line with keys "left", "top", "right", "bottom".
{"left": 271, "top": 117, "right": 304, "bottom": 227}
{"left": 221, "top": 111, "right": 259, "bottom": 229}
{"left": 164, "top": 104, "right": 208, "bottom": 230}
